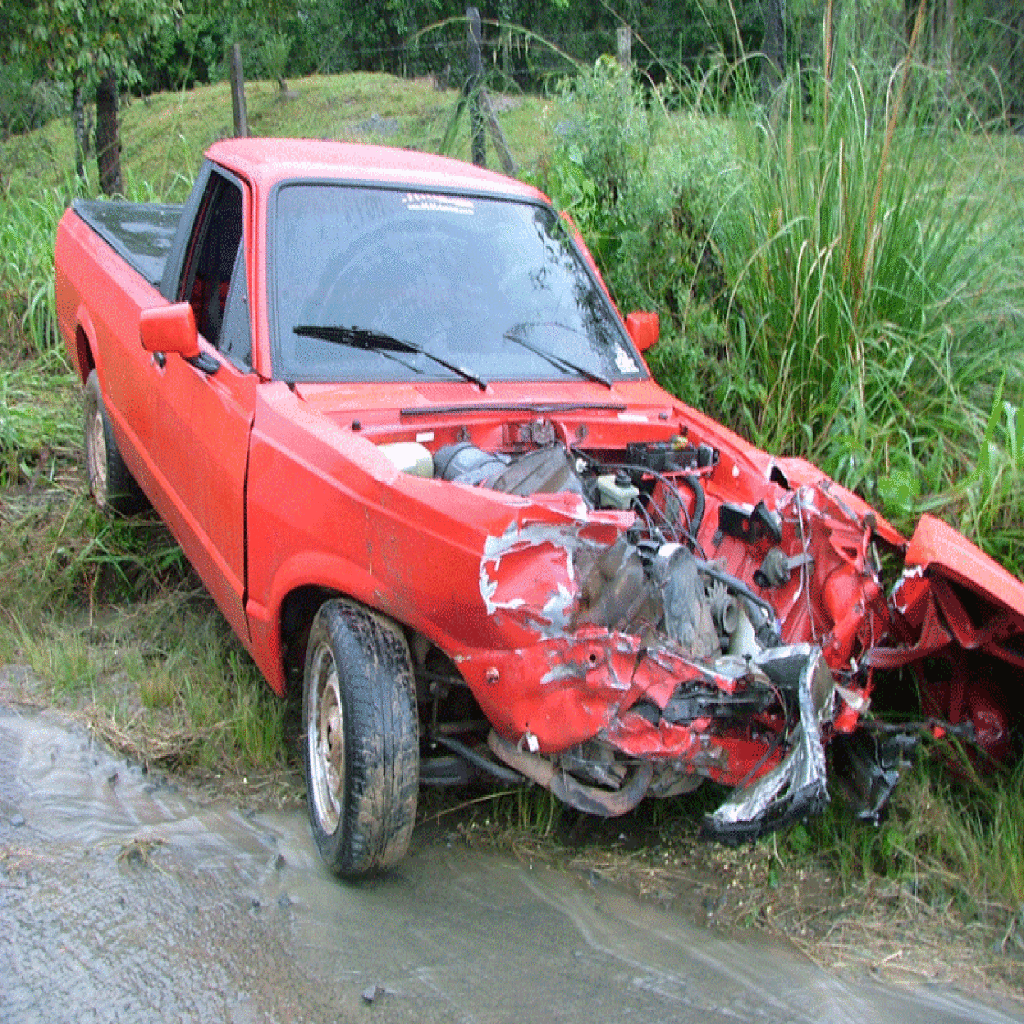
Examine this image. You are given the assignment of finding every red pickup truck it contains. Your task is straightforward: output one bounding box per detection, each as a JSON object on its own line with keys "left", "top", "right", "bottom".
{"left": 55, "top": 138, "right": 1024, "bottom": 878}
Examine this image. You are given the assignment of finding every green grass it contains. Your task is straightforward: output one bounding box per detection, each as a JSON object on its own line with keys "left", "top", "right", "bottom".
{"left": 1, "top": 73, "right": 552, "bottom": 200}
{"left": 0, "top": 351, "right": 78, "bottom": 487}
{"left": 0, "top": 185, "right": 72, "bottom": 356}
{"left": 801, "top": 751, "right": 1024, "bottom": 919}
{"left": 1, "top": 507, "right": 292, "bottom": 777}
{"left": 721, "top": 63, "right": 1024, "bottom": 549}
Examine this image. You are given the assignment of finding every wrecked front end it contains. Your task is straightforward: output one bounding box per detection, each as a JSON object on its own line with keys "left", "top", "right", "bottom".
{"left": 417, "top": 429, "right": 1024, "bottom": 841}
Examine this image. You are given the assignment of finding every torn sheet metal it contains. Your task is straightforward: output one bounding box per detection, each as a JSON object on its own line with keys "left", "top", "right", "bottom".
{"left": 704, "top": 646, "right": 834, "bottom": 841}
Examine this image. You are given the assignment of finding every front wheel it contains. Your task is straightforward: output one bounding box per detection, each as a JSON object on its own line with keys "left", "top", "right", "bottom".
{"left": 302, "top": 598, "right": 419, "bottom": 878}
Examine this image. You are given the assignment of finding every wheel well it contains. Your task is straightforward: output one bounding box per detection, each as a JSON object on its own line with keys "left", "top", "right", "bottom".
{"left": 279, "top": 585, "right": 331, "bottom": 693}
{"left": 75, "top": 325, "right": 95, "bottom": 384}
{"left": 279, "top": 587, "right": 430, "bottom": 694}
{"left": 277, "top": 587, "right": 484, "bottom": 731}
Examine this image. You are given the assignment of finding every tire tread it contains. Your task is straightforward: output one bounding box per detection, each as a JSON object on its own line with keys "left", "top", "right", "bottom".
{"left": 304, "top": 599, "right": 419, "bottom": 878}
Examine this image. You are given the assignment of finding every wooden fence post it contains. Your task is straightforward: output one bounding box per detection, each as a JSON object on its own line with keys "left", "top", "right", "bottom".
{"left": 617, "top": 26, "right": 632, "bottom": 73}
{"left": 466, "top": 7, "right": 486, "bottom": 167}
{"left": 231, "top": 44, "right": 249, "bottom": 139}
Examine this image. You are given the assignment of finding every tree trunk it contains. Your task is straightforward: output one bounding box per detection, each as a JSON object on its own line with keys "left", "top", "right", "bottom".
{"left": 467, "top": 7, "right": 486, "bottom": 168}
{"left": 95, "top": 72, "right": 123, "bottom": 197}
{"left": 761, "top": 0, "right": 787, "bottom": 97}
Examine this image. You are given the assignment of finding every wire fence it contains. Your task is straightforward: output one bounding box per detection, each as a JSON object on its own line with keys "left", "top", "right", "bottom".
{"left": 235, "top": 17, "right": 714, "bottom": 96}
{"left": 228, "top": 8, "right": 1024, "bottom": 126}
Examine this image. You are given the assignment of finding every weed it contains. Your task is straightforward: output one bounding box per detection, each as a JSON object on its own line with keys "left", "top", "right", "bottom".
{"left": 719, "top": 21, "right": 1024, "bottom": 546}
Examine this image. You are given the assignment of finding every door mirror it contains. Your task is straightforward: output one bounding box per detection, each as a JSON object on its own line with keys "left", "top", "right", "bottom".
{"left": 625, "top": 311, "right": 659, "bottom": 353}
{"left": 140, "top": 302, "right": 199, "bottom": 360}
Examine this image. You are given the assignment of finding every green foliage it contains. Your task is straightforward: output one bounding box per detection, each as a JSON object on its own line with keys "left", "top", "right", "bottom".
{"left": 532, "top": 61, "right": 743, "bottom": 409}
{"left": 716, "top": 46, "right": 1024, "bottom": 553}
{"left": 4, "top": 0, "right": 181, "bottom": 93}
{"left": 260, "top": 32, "right": 294, "bottom": 86}
{"left": 134, "top": 5, "right": 236, "bottom": 91}
{"left": 300, "top": 0, "right": 444, "bottom": 75}
{"left": 0, "top": 62, "right": 66, "bottom": 140}
{"left": 546, "top": 57, "right": 656, "bottom": 214}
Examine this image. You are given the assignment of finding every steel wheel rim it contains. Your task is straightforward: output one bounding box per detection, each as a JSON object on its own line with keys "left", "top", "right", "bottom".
{"left": 87, "top": 406, "right": 107, "bottom": 501}
{"left": 307, "top": 641, "right": 344, "bottom": 833}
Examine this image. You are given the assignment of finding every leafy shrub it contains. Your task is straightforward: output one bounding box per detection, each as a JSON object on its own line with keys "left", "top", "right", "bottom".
{"left": 532, "top": 60, "right": 744, "bottom": 410}
{"left": 0, "top": 63, "right": 66, "bottom": 140}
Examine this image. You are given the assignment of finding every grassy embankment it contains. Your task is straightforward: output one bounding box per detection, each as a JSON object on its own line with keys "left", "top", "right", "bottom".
{"left": 2, "top": 66, "right": 1023, "bottom": 978}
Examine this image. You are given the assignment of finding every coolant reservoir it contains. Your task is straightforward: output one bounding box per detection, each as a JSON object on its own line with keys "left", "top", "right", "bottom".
{"left": 596, "top": 473, "right": 639, "bottom": 510}
{"left": 377, "top": 441, "right": 434, "bottom": 478}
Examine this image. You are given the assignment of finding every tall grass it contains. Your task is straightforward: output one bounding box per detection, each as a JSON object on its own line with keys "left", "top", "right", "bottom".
{"left": 0, "top": 350, "right": 79, "bottom": 487}
{"left": 952, "top": 378, "right": 1024, "bottom": 569}
{"left": 0, "top": 497, "right": 291, "bottom": 776}
{"left": 535, "top": 14, "right": 1024, "bottom": 567}
{"left": 797, "top": 753, "right": 1024, "bottom": 924}
{"left": 0, "top": 184, "right": 70, "bottom": 355}
{"left": 719, "top": 18, "right": 1024, "bottom": 553}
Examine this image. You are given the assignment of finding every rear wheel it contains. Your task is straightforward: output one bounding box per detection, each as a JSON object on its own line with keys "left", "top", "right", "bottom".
{"left": 302, "top": 598, "right": 419, "bottom": 878}
{"left": 83, "top": 369, "right": 147, "bottom": 515}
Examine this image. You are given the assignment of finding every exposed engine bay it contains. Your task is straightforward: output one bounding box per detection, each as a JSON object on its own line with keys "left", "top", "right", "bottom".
{"left": 381, "top": 424, "right": 1024, "bottom": 842}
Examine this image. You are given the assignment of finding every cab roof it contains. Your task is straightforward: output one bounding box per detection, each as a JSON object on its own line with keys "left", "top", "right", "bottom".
{"left": 205, "top": 137, "right": 543, "bottom": 201}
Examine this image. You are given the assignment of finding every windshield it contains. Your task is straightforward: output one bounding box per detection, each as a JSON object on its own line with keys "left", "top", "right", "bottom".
{"left": 270, "top": 183, "right": 645, "bottom": 385}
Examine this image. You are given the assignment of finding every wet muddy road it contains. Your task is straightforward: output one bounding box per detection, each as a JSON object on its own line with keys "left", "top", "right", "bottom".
{"left": 2, "top": 703, "right": 1021, "bottom": 1024}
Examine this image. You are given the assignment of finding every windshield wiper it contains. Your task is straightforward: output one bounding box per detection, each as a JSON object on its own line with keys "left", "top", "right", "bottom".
{"left": 294, "top": 324, "right": 488, "bottom": 390}
{"left": 504, "top": 322, "right": 613, "bottom": 389}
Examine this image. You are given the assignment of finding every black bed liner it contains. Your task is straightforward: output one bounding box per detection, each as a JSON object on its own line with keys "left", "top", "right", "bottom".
{"left": 72, "top": 199, "right": 183, "bottom": 289}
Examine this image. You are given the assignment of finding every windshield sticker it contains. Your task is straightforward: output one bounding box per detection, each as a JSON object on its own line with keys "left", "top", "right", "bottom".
{"left": 403, "top": 193, "right": 475, "bottom": 216}
{"left": 614, "top": 347, "right": 640, "bottom": 374}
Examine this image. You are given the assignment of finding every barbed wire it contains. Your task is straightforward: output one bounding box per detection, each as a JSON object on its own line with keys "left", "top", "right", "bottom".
{"left": 305, "top": 25, "right": 710, "bottom": 83}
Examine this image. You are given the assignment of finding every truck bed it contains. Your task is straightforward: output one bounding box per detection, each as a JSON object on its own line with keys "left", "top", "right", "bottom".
{"left": 72, "top": 199, "right": 182, "bottom": 289}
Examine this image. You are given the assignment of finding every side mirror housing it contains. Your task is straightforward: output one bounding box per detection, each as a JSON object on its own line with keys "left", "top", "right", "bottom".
{"left": 140, "top": 302, "right": 199, "bottom": 360}
{"left": 625, "top": 311, "right": 659, "bottom": 353}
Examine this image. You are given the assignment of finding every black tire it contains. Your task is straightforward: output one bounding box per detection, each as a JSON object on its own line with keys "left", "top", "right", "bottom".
{"left": 302, "top": 598, "right": 419, "bottom": 878}
{"left": 83, "top": 369, "right": 148, "bottom": 515}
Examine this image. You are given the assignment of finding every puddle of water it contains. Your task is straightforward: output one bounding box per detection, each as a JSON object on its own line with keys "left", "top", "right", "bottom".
{"left": 2, "top": 704, "right": 1021, "bottom": 1024}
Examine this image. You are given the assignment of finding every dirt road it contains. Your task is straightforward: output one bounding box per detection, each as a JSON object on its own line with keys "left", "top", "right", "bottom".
{"left": 2, "top": 701, "right": 1021, "bottom": 1024}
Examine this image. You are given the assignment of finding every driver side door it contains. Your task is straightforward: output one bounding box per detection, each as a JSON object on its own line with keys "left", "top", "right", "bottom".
{"left": 142, "top": 167, "right": 256, "bottom": 642}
